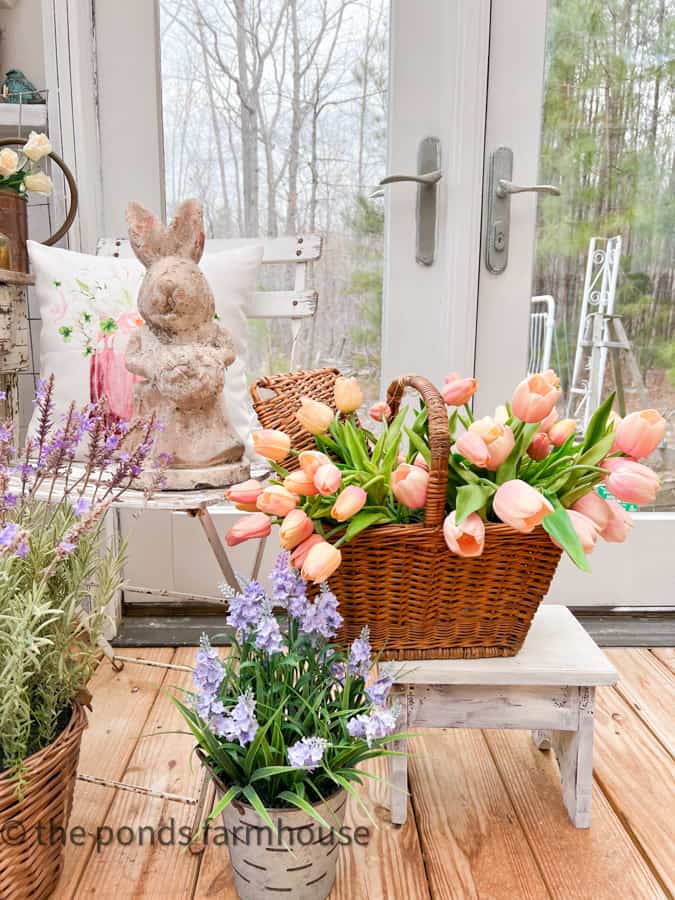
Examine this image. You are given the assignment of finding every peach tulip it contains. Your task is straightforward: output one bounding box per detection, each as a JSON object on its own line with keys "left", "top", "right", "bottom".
{"left": 225, "top": 479, "right": 264, "bottom": 512}
{"left": 548, "top": 418, "right": 577, "bottom": 447}
{"left": 226, "top": 512, "right": 272, "bottom": 547}
{"left": 527, "top": 432, "right": 552, "bottom": 461}
{"left": 441, "top": 373, "right": 478, "bottom": 406}
{"left": 615, "top": 409, "right": 666, "bottom": 459}
{"left": 493, "top": 480, "right": 553, "bottom": 532}
{"left": 572, "top": 491, "right": 611, "bottom": 532}
{"left": 443, "top": 511, "right": 485, "bottom": 558}
{"left": 284, "top": 470, "right": 319, "bottom": 497}
{"left": 331, "top": 485, "right": 367, "bottom": 522}
{"left": 601, "top": 499, "right": 634, "bottom": 543}
{"left": 413, "top": 453, "right": 430, "bottom": 471}
{"left": 391, "top": 463, "right": 429, "bottom": 509}
{"left": 511, "top": 371, "right": 561, "bottom": 423}
{"left": 469, "top": 417, "right": 515, "bottom": 470}
{"left": 256, "top": 485, "right": 298, "bottom": 517}
{"left": 538, "top": 407, "right": 559, "bottom": 433}
{"left": 290, "top": 533, "right": 324, "bottom": 568}
{"left": 279, "top": 509, "right": 315, "bottom": 549}
{"left": 314, "top": 462, "right": 342, "bottom": 496}
{"left": 334, "top": 376, "right": 364, "bottom": 414}
{"left": 301, "top": 540, "right": 342, "bottom": 583}
{"left": 602, "top": 458, "right": 659, "bottom": 506}
{"left": 369, "top": 400, "right": 391, "bottom": 422}
{"left": 252, "top": 428, "right": 291, "bottom": 462}
{"left": 608, "top": 411, "right": 622, "bottom": 451}
{"left": 453, "top": 430, "right": 490, "bottom": 467}
{"left": 296, "top": 396, "right": 334, "bottom": 435}
{"left": 550, "top": 510, "right": 599, "bottom": 555}
{"left": 298, "top": 450, "right": 331, "bottom": 478}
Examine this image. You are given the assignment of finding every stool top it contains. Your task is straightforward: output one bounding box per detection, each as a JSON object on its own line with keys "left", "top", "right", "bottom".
{"left": 380, "top": 605, "right": 618, "bottom": 686}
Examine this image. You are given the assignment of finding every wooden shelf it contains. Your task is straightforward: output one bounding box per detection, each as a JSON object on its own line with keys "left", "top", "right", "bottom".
{"left": 0, "top": 102, "right": 48, "bottom": 129}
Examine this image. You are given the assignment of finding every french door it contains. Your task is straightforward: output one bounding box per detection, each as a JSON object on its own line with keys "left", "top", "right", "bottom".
{"left": 49, "top": 0, "right": 673, "bottom": 618}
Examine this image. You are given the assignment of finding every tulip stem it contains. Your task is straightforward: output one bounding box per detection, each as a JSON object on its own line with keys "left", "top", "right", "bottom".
{"left": 463, "top": 404, "right": 474, "bottom": 424}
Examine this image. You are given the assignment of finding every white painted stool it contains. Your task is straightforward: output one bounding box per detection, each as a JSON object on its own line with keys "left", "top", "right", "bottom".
{"left": 381, "top": 605, "right": 617, "bottom": 828}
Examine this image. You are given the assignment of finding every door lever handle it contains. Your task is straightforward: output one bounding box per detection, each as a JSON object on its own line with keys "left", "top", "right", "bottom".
{"left": 377, "top": 170, "right": 442, "bottom": 188}
{"left": 496, "top": 179, "right": 560, "bottom": 198}
{"left": 370, "top": 136, "right": 442, "bottom": 266}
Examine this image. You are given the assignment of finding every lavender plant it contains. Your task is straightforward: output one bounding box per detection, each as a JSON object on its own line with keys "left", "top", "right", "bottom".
{"left": 0, "top": 376, "right": 165, "bottom": 772}
{"left": 174, "top": 553, "right": 407, "bottom": 831}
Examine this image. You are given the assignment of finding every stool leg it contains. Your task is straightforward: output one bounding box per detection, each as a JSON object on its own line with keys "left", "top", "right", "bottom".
{"left": 553, "top": 686, "right": 595, "bottom": 828}
{"left": 533, "top": 729, "right": 552, "bottom": 750}
{"left": 389, "top": 698, "right": 409, "bottom": 825}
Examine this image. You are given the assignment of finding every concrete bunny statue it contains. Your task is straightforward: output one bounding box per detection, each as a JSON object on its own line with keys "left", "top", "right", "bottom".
{"left": 125, "top": 198, "right": 249, "bottom": 489}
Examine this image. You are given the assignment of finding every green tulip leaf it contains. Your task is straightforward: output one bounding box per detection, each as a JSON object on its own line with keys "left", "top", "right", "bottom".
{"left": 455, "top": 483, "right": 495, "bottom": 525}
{"left": 582, "top": 391, "right": 615, "bottom": 450}
{"left": 541, "top": 496, "right": 591, "bottom": 572}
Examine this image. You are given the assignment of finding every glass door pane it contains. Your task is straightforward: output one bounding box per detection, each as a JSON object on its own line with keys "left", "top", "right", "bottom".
{"left": 159, "top": 0, "right": 389, "bottom": 404}
{"left": 533, "top": 0, "right": 674, "bottom": 508}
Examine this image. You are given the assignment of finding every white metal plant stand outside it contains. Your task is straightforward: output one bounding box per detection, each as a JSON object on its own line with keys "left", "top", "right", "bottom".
{"left": 528, "top": 294, "right": 556, "bottom": 374}
{"left": 383, "top": 605, "right": 617, "bottom": 829}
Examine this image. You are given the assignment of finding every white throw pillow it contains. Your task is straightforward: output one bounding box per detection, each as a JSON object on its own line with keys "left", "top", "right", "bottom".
{"left": 27, "top": 240, "right": 263, "bottom": 457}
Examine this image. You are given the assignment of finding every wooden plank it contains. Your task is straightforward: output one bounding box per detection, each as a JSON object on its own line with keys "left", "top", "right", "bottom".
{"left": 98, "top": 234, "right": 323, "bottom": 263}
{"left": 381, "top": 606, "right": 617, "bottom": 686}
{"left": 54, "top": 648, "right": 175, "bottom": 898}
{"left": 72, "top": 648, "right": 202, "bottom": 899}
{"left": 485, "top": 729, "right": 667, "bottom": 899}
{"left": 249, "top": 290, "right": 318, "bottom": 319}
{"left": 593, "top": 685, "right": 675, "bottom": 895}
{"left": 650, "top": 647, "right": 675, "bottom": 676}
{"left": 409, "top": 729, "right": 549, "bottom": 899}
{"left": 606, "top": 649, "right": 674, "bottom": 755}
{"left": 406, "top": 684, "right": 581, "bottom": 731}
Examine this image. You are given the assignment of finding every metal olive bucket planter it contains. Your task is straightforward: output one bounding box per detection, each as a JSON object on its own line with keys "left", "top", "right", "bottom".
{"left": 204, "top": 761, "right": 347, "bottom": 900}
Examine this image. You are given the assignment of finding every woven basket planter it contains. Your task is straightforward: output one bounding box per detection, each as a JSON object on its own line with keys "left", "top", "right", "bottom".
{"left": 251, "top": 370, "right": 562, "bottom": 660}
{"left": 0, "top": 704, "right": 87, "bottom": 900}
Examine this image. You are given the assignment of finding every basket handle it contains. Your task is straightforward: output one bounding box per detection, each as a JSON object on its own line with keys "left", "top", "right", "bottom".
{"left": 386, "top": 374, "right": 449, "bottom": 528}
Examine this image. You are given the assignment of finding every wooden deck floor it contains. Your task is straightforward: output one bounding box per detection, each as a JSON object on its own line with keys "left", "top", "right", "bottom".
{"left": 53, "top": 647, "right": 675, "bottom": 899}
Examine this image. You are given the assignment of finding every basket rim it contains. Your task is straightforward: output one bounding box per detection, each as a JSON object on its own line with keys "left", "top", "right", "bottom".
{"left": 0, "top": 702, "right": 87, "bottom": 783}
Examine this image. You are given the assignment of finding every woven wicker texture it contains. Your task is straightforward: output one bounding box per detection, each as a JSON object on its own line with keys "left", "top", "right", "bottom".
{"left": 253, "top": 370, "right": 562, "bottom": 659}
{"left": 250, "top": 368, "right": 343, "bottom": 470}
{"left": 0, "top": 704, "right": 87, "bottom": 900}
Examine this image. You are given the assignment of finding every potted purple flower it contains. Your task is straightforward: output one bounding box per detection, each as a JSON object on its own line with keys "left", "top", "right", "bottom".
{"left": 174, "top": 553, "right": 409, "bottom": 900}
{"left": 0, "top": 375, "right": 164, "bottom": 899}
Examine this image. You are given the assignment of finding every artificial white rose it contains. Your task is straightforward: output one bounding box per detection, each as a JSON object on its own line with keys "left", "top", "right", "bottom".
{"left": 23, "top": 131, "right": 52, "bottom": 162}
{"left": 0, "top": 148, "right": 19, "bottom": 177}
{"left": 24, "top": 172, "right": 53, "bottom": 195}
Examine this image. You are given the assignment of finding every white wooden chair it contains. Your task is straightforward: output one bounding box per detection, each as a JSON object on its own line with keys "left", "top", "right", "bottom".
{"left": 97, "top": 233, "right": 322, "bottom": 369}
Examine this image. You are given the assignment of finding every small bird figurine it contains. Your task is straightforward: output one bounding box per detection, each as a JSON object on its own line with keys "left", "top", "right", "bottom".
{"left": 2, "top": 69, "right": 44, "bottom": 104}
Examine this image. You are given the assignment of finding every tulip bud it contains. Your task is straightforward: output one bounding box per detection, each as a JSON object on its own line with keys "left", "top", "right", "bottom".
{"left": 301, "top": 541, "right": 342, "bottom": 583}
{"left": 256, "top": 485, "right": 298, "bottom": 517}
{"left": 284, "top": 470, "right": 319, "bottom": 496}
{"left": 226, "top": 512, "right": 272, "bottom": 547}
{"left": 331, "top": 485, "right": 367, "bottom": 522}
{"left": 369, "top": 400, "right": 391, "bottom": 422}
{"left": 551, "top": 510, "right": 599, "bottom": 555}
{"left": 296, "top": 396, "right": 334, "bottom": 435}
{"left": 469, "top": 418, "right": 515, "bottom": 470}
{"left": 615, "top": 409, "right": 666, "bottom": 459}
{"left": 225, "top": 479, "right": 264, "bottom": 512}
{"left": 290, "top": 533, "right": 324, "bottom": 568}
{"left": 279, "top": 509, "right": 315, "bottom": 549}
{"left": 527, "top": 432, "right": 552, "bottom": 461}
{"left": 334, "top": 376, "right": 364, "bottom": 414}
{"left": 548, "top": 418, "right": 577, "bottom": 446}
{"left": 314, "top": 462, "right": 342, "bottom": 496}
{"left": 441, "top": 373, "right": 478, "bottom": 406}
{"left": 413, "top": 453, "right": 429, "bottom": 471}
{"left": 538, "top": 408, "right": 559, "bottom": 433}
{"left": 493, "top": 480, "right": 553, "bottom": 532}
{"left": 298, "top": 450, "right": 331, "bottom": 478}
{"left": 511, "top": 371, "right": 561, "bottom": 423}
{"left": 453, "top": 430, "right": 489, "bottom": 467}
{"left": 572, "top": 491, "right": 610, "bottom": 532}
{"left": 602, "top": 458, "right": 659, "bottom": 506}
{"left": 443, "top": 511, "right": 485, "bottom": 557}
{"left": 601, "top": 499, "right": 634, "bottom": 543}
{"left": 252, "top": 429, "right": 291, "bottom": 462}
{"left": 391, "top": 463, "right": 429, "bottom": 509}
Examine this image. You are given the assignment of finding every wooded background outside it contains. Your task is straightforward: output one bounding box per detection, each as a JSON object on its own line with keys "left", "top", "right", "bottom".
{"left": 160, "top": 0, "right": 674, "bottom": 497}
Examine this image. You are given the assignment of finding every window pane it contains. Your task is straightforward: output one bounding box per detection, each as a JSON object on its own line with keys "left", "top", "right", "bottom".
{"left": 159, "top": 0, "right": 389, "bottom": 404}
{"left": 533, "top": 0, "right": 674, "bottom": 508}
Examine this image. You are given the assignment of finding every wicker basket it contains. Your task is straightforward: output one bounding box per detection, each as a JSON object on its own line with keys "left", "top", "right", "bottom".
{"left": 0, "top": 704, "right": 87, "bottom": 900}
{"left": 252, "top": 369, "right": 562, "bottom": 660}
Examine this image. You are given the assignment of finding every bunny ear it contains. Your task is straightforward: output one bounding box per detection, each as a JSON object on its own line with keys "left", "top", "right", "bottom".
{"left": 166, "top": 198, "right": 205, "bottom": 263}
{"left": 126, "top": 201, "right": 167, "bottom": 267}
